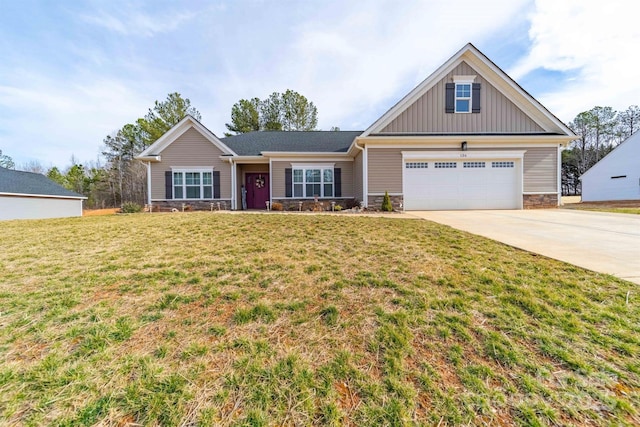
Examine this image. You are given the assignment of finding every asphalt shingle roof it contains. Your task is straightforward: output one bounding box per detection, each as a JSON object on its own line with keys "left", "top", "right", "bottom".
{"left": 0, "top": 167, "right": 84, "bottom": 198}
{"left": 221, "top": 131, "right": 363, "bottom": 156}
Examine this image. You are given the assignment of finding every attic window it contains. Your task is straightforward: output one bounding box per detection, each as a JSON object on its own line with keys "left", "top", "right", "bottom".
{"left": 455, "top": 83, "right": 472, "bottom": 113}
{"left": 446, "top": 76, "right": 481, "bottom": 114}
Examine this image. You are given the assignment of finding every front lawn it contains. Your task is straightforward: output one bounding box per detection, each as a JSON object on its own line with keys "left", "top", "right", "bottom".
{"left": 0, "top": 213, "right": 638, "bottom": 426}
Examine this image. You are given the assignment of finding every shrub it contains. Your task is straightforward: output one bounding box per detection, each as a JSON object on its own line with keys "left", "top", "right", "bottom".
{"left": 334, "top": 205, "right": 343, "bottom": 211}
{"left": 381, "top": 191, "right": 393, "bottom": 212}
{"left": 120, "top": 202, "right": 143, "bottom": 213}
{"left": 271, "top": 202, "right": 283, "bottom": 211}
{"left": 346, "top": 199, "right": 361, "bottom": 209}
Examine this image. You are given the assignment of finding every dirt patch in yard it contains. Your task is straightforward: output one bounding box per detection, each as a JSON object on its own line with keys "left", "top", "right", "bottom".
{"left": 83, "top": 208, "right": 119, "bottom": 216}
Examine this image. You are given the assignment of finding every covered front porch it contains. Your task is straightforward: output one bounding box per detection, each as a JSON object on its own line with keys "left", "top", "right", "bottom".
{"left": 233, "top": 160, "right": 270, "bottom": 210}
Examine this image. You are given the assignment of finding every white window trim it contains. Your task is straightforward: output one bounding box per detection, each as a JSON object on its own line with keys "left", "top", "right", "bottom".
{"left": 171, "top": 167, "right": 214, "bottom": 200}
{"left": 290, "top": 164, "right": 335, "bottom": 199}
{"left": 452, "top": 76, "right": 475, "bottom": 114}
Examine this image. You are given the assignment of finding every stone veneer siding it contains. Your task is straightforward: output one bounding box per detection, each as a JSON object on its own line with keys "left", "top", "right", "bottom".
{"left": 272, "top": 198, "right": 356, "bottom": 211}
{"left": 367, "top": 195, "right": 404, "bottom": 211}
{"left": 523, "top": 194, "right": 558, "bottom": 209}
{"left": 150, "top": 200, "right": 230, "bottom": 212}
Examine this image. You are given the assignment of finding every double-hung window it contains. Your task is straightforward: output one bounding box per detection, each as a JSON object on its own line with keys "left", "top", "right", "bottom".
{"left": 455, "top": 83, "right": 472, "bottom": 113}
{"left": 292, "top": 166, "right": 333, "bottom": 198}
{"left": 173, "top": 169, "right": 213, "bottom": 199}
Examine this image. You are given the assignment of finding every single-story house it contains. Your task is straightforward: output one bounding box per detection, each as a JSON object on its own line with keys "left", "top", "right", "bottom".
{"left": 0, "top": 167, "right": 85, "bottom": 220}
{"left": 580, "top": 131, "right": 640, "bottom": 202}
{"left": 136, "top": 43, "right": 576, "bottom": 211}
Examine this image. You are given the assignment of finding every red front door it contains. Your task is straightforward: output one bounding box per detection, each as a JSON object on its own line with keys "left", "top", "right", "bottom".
{"left": 245, "top": 173, "right": 270, "bottom": 209}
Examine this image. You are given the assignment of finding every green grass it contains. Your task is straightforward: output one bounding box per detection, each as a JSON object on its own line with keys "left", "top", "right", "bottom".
{"left": 579, "top": 208, "right": 640, "bottom": 215}
{"left": 0, "top": 212, "right": 638, "bottom": 426}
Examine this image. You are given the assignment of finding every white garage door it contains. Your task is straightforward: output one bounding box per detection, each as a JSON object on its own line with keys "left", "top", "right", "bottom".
{"left": 404, "top": 159, "right": 521, "bottom": 210}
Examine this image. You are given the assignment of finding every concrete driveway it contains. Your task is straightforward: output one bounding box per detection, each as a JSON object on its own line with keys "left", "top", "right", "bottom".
{"left": 408, "top": 209, "right": 640, "bottom": 284}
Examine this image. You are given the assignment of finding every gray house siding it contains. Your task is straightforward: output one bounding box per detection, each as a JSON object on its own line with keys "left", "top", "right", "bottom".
{"left": 366, "top": 145, "right": 557, "bottom": 196}
{"left": 271, "top": 160, "right": 354, "bottom": 198}
{"left": 150, "top": 127, "right": 231, "bottom": 200}
{"left": 523, "top": 146, "right": 557, "bottom": 193}
{"left": 380, "top": 61, "right": 544, "bottom": 134}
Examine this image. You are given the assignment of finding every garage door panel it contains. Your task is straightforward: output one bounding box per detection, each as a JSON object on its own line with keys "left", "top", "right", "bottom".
{"left": 404, "top": 158, "right": 520, "bottom": 210}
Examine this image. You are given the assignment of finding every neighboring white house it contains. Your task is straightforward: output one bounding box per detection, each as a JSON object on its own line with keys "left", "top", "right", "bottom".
{"left": 581, "top": 132, "right": 640, "bottom": 202}
{"left": 0, "top": 167, "right": 85, "bottom": 220}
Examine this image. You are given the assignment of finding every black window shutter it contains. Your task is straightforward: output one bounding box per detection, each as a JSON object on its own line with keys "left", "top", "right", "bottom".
{"left": 213, "top": 171, "right": 220, "bottom": 199}
{"left": 334, "top": 168, "right": 342, "bottom": 197}
{"left": 472, "top": 83, "right": 481, "bottom": 113}
{"left": 445, "top": 83, "right": 455, "bottom": 113}
{"left": 285, "top": 168, "right": 292, "bottom": 197}
{"left": 165, "top": 171, "right": 172, "bottom": 199}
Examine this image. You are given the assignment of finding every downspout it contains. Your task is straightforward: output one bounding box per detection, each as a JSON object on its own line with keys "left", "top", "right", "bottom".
{"left": 557, "top": 144, "right": 564, "bottom": 206}
{"left": 146, "top": 161, "right": 152, "bottom": 209}
{"left": 353, "top": 139, "right": 367, "bottom": 208}
{"left": 229, "top": 158, "right": 236, "bottom": 210}
{"left": 269, "top": 157, "right": 273, "bottom": 207}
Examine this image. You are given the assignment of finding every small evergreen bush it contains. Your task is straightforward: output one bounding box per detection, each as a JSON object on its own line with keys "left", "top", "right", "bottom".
{"left": 381, "top": 191, "right": 393, "bottom": 212}
{"left": 120, "top": 202, "right": 143, "bottom": 214}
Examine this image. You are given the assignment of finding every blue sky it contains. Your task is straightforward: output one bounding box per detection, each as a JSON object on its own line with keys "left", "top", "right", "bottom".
{"left": 1, "top": 0, "right": 638, "bottom": 168}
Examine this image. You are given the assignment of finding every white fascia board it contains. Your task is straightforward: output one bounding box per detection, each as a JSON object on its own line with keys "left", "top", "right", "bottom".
{"left": 0, "top": 192, "right": 87, "bottom": 200}
{"left": 580, "top": 131, "right": 639, "bottom": 179}
{"left": 361, "top": 43, "right": 576, "bottom": 138}
{"left": 402, "top": 150, "right": 526, "bottom": 160}
{"left": 362, "top": 45, "right": 471, "bottom": 137}
{"left": 138, "top": 115, "right": 238, "bottom": 157}
{"left": 290, "top": 163, "right": 335, "bottom": 168}
{"left": 361, "top": 135, "right": 574, "bottom": 145}
{"left": 170, "top": 166, "right": 215, "bottom": 171}
{"left": 229, "top": 156, "right": 270, "bottom": 164}
{"left": 260, "top": 151, "right": 352, "bottom": 158}
{"left": 462, "top": 49, "right": 575, "bottom": 136}
{"left": 135, "top": 155, "right": 161, "bottom": 162}
{"left": 266, "top": 157, "right": 354, "bottom": 162}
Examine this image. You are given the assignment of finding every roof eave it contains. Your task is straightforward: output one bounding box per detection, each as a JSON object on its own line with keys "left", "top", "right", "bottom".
{"left": 260, "top": 151, "right": 351, "bottom": 157}
{"left": 0, "top": 192, "right": 87, "bottom": 200}
{"left": 135, "top": 155, "right": 161, "bottom": 162}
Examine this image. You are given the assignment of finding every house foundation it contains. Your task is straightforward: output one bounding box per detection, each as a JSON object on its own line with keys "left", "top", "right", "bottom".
{"left": 523, "top": 194, "right": 558, "bottom": 209}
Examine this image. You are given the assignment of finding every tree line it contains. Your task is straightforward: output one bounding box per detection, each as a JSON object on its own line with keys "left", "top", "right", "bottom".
{"left": 224, "top": 90, "right": 318, "bottom": 135}
{"left": 3, "top": 89, "right": 634, "bottom": 203}
{"left": 563, "top": 105, "right": 639, "bottom": 195}
{"left": 0, "top": 90, "right": 318, "bottom": 209}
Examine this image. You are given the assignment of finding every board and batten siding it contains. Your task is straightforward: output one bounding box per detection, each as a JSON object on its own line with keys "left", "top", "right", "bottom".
{"left": 523, "top": 146, "right": 557, "bottom": 193}
{"left": 150, "top": 127, "right": 231, "bottom": 200}
{"left": 367, "top": 145, "right": 557, "bottom": 195}
{"left": 353, "top": 151, "right": 363, "bottom": 201}
{"left": 271, "top": 160, "right": 354, "bottom": 198}
{"left": 381, "top": 61, "right": 544, "bottom": 134}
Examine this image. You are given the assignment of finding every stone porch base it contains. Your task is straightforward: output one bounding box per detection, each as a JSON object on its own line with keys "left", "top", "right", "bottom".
{"left": 271, "top": 198, "right": 357, "bottom": 211}
{"left": 523, "top": 194, "right": 558, "bottom": 209}
{"left": 367, "top": 195, "right": 403, "bottom": 211}
{"left": 150, "top": 200, "right": 230, "bottom": 212}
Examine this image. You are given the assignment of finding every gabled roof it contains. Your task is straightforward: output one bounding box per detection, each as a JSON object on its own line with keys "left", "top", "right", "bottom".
{"left": 362, "top": 43, "right": 576, "bottom": 137}
{"left": 221, "top": 131, "right": 363, "bottom": 156}
{"left": 0, "top": 167, "right": 85, "bottom": 199}
{"left": 580, "top": 131, "right": 640, "bottom": 179}
{"left": 137, "top": 115, "right": 237, "bottom": 159}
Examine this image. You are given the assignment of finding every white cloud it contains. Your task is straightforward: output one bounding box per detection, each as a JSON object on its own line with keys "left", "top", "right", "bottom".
{"left": 79, "top": 7, "right": 195, "bottom": 38}
{"left": 510, "top": 0, "right": 640, "bottom": 121}
{"left": 0, "top": 72, "right": 149, "bottom": 167}
{"left": 270, "top": 0, "right": 531, "bottom": 130}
